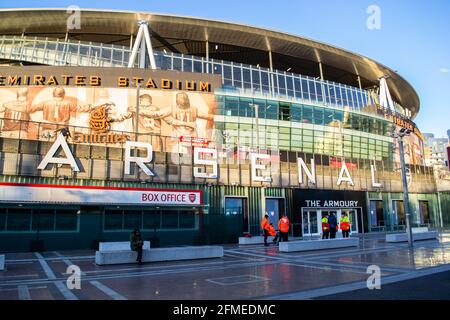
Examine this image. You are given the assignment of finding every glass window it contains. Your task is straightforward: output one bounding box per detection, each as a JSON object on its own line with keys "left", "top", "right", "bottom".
{"left": 265, "top": 100, "right": 278, "bottom": 120}
{"left": 335, "top": 85, "right": 343, "bottom": 107}
{"left": 213, "top": 62, "right": 222, "bottom": 75}
{"left": 233, "top": 65, "right": 242, "bottom": 88}
{"left": 173, "top": 56, "right": 182, "bottom": 71}
{"left": 291, "top": 104, "right": 302, "bottom": 122}
{"left": 104, "top": 210, "right": 123, "bottom": 230}
{"left": 252, "top": 69, "right": 261, "bottom": 91}
{"left": 181, "top": 57, "right": 191, "bottom": 72}
{"left": 278, "top": 74, "right": 287, "bottom": 96}
{"left": 243, "top": 68, "right": 251, "bottom": 84}
{"left": 225, "top": 198, "right": 245, "bottom": 215}
{"left": 239, "top": 98, "right": 254, "bottom": 117}
{"left": 315, "top": 82, "right": 323, "bottom": 103}
{"left": 194, "top": 59, "right": 202, "bottom": 73}
{"left": 32, "top": 209, "right": 54, "bottom": 231}
{"left": 179, "top": 210, "right": 196, "bottom": 229}
{"left": 286, "top": 75, "right": 294, "bottom": 96}
{"left": 162, "top": 210, "right": 179, "bottom": 229}
{"left": 159, "top": 54, "right": 171, "bottom": 70}
{"left": 143, "top": 210, "right": 161, "bottom": 230}
{"left": 303, "top": 105, "right": 313, "bottom": 124}
{"left": 123, "top": 211, "right": 142, "bottom": 230}
{"left": 223, "top": 64, "right": 232, "bottom": 80}
{"left": 324, "top": 109, "right": 334, "bottom": 126}
{"left": 261, "top": 70, "right": 270, "bottom": 91}
{"left": 309, "top": 80, "right": 317, "bottom": 101}
{"left": 313, "top": 107, "right": 324, "bottom": 125}
{"left": 294, "top": 77, "right": 302, "bottom": 98}
{"left": 55, "top": 210, "right": 78, "bottom": 231}
{"left": 0, "top": 208, "right": 6, "bottom": 231}
{"left": 328, "top": 84, "right": 337, "bottom": 105}
{"left": 7, "top": 208, "right": 31, "bottom": 231}
{"left": 225, "top": 96, "right": 239, "bottom": 116}
{"left": 301, "top": 79, "right": 310, "bottom": 101}
{"left": 279, "top": 103, "right": 291, "bottom": 121}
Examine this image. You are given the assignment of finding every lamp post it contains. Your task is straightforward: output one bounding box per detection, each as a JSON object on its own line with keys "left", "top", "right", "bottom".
{"left": 397, "top": 128, "right": 414, "bottom": 247}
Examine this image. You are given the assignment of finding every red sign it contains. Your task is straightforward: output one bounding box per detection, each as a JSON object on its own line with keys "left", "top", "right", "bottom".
{"left": 330, "top": 157, "right": 358, "bottom": 169}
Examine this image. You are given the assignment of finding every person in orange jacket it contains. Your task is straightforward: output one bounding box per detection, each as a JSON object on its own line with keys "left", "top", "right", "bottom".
{"left": 261, "top": 214, "right": 271, "bottom": 246}
{"left": 278, "top": 214, "right": 290, "bottom": 242}
{"left": 268, "top": 223, "right": 279, "bottom": 245}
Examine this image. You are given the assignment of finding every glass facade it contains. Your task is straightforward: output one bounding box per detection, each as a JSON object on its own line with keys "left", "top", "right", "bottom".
{"left": 0, "top": 35, "right": 408, "bottom": 118}
{"left": 0, "top": 207, "right": 79, "bottom": 232}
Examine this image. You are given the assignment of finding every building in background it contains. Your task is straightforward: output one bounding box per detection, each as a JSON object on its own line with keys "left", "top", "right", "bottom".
{"left": 0, "top": 8, "right": 446, "bottom": 252}
{"left": 423, "top": 133, "right": 449, "bottom": 172}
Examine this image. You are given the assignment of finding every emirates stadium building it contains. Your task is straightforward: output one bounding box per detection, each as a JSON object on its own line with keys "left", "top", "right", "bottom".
{"left": 0, "top": 8, "right": 446, "bottom": 252}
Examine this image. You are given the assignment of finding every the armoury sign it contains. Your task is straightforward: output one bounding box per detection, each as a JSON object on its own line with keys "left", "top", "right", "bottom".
{"left": 37, "top": 132, "right": 385, "bottom": 188}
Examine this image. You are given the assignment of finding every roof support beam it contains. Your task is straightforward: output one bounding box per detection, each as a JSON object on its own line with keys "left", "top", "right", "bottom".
{"left": 148, "top": 27, "right": 181, "bottom": 54}
{"left": 127, "top": 21, "right": 156, "bottom": 70}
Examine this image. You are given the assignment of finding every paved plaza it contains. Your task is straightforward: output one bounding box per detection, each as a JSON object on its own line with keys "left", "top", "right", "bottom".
{"left": 0, "top": 233, "right": 449, "bottom": 300}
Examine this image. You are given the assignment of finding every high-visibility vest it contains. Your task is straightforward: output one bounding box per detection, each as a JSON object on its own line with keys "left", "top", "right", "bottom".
{"left": 268, "top": 225, "right": 277, "bottom": 236}
{"left": 340, "top": 216, "right": 351, "bottom": 231}
{"left": 278, "top": 217, "right": 290, "bottom": 233}
{"left": 261, "top": 218, "right": 270, "bottom": 231}
{"left": 321, "top": 217, "right": 329, "bottom": 231}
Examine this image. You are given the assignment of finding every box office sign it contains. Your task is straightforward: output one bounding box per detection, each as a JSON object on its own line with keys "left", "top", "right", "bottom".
{"left": 0, "top": 183, "right": 202, "bottom": 206}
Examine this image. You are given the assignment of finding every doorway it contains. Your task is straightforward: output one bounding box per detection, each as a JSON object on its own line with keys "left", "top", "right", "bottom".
{"left": 301, "top": 208, "right": 359, "bottom": 236}
{"left": 265, "top": 198, "right": 285, "bottom": 226}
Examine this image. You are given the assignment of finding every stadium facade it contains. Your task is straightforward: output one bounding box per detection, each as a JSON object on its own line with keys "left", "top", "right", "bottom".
{"left": 0, "top": 8, "right": 446, "bottom": 252}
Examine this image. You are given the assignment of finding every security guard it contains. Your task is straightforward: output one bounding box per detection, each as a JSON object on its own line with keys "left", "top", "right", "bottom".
{"left": 278, "top": 214, "right": 290, "bottom": 242}
{"left": 261, "top": 214, "right": 271, "bottom": 246}
{"left": 340, "top": 212, "right": 351, "bottom": 238}
{"left": 268, "top": 223, "right": 279, "bottom": 245}
{"left": 322, "top": 213, "right": 330, "bottom": 239}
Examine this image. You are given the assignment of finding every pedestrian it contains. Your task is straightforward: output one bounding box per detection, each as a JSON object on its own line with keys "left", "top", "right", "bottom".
{"left": 130, "top": 228, "right": 144, "bottom": 265}
{"left": 278, "top": 214, "right": 290, "bottom": 242}
{"left": 328, "top": 212, "right": 338, "bottom": 239}
{"left": 261, "top": 214, "right": 271, "bottom": 246}
{"left": 321, "top": 213, "right": 330, "bottom": 239}
{"left": 340, "top": 212, "right": 351, "bottom": 238}
{"left": 268, "top": 223, "right": 279, "bottom": 245}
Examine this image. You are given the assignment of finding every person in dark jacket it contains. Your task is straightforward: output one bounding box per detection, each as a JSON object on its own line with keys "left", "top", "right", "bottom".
{"left": 130, "top": 229, "right": 144, "bottom": 265}
{"left": 328, "top": 212, "right": 338, "bottom": 239}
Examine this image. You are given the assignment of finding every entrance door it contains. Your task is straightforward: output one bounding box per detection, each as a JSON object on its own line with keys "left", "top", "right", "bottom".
{"left": 419, "top": 201, "right": 430, "bottom": 225}
{"left": 302, "top": 210, "right": 319, "bottom": 236}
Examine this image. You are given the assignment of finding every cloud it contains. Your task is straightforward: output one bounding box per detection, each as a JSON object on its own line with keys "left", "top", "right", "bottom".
{"left": 440, "top": 68, "right": 450, "bottom": 73}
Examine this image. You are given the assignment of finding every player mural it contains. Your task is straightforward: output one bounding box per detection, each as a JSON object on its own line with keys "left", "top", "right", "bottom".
{"left": 0, "top": 86, "right": 216, "bottom": 153}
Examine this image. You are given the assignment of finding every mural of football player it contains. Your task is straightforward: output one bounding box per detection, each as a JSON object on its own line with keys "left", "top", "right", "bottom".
{"left": 29, "top": 87, "right": 92, "bottom": 138}
{"left": 117, "top": 94, "right": 164, "bottom": 151}
{"left": 0, "top": 88, "right": 31, "bottom": 138}
{"left": 133, "top": 91, "right": 214, "bottom": 154}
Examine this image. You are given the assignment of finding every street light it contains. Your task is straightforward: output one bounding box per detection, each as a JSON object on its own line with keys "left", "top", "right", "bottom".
{"left": 395, "top": 127, "right": 414, "bottom": 247}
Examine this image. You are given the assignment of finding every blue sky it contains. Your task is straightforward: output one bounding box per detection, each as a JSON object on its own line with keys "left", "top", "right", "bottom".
{"left": 1, "top": 0, "right": 449, "bottom": 137}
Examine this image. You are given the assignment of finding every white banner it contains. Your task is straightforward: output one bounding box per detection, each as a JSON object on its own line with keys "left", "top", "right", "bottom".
{"left": 0, "top": 183, "right": 202, "bottom": 206}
